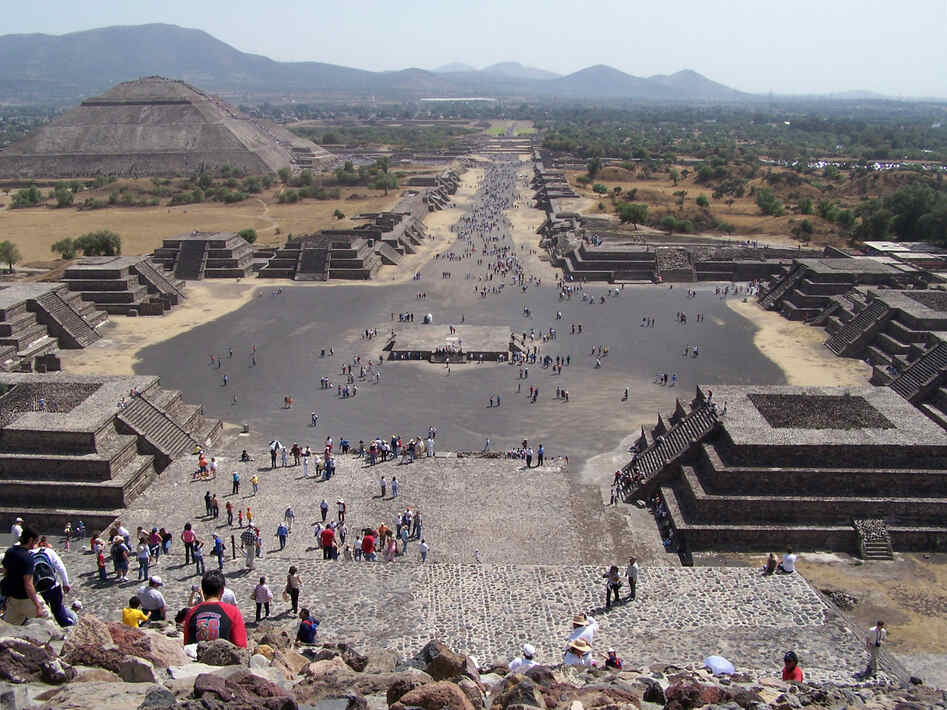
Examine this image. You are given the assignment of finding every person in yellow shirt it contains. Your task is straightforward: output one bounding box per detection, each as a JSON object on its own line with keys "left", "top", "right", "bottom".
{"left": 122, "top": 596, "right": 150, "bottom": 627}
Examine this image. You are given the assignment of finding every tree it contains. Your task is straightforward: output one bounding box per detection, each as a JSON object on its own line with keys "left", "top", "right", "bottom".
{"left": 372, "top": 173, "right": 398, "bottom": 196}
{"left": 618, "top": 203, "right": 648, "bottom": 229}
{"left": 0, "top": 240, "right": 21, "bottom": 272}
{"left": 674, "top": 190, "right": 688, "bottom": 207}
{"left": 376, "top": 156, "right": 390, "bottom": 174}
{"left": 277, "top": 167, "right": 291, "bottom": 184}
{"left": 669, "top": 168, "right": 679, "bottom": 186}
{"left": 198, "top": 172, "right": 213, "bottom": 190}
{"left": 696, "top": 194, "right": 709, "bottom": 208}
{"left": 11, "top": 186, "right": 43, "bottom": 208}
{"left": 237, "top": 228, "right": 258, "bottom": 244}
{"left": 53, "top": 185, "right": 74, "bottom": 208}
{"left": 756, "top": 188, "right": 784, "bottom": 216}
{"left": 333, "top": 209, "right": 345, "bottom": 220}
{"left": 661, "top": 215, "right": 678, "bottom": 233}
{"left": 592, "top": 183, "right": 608, "bottom": 195}
{"left": 586, "top": 157, "right": 602, "bottom": 179}
{"left": 75, "top": 230, "right": 121, "bottom": 256}
{"left": 51, "top": 238, "right": 77, "bottom": 259}
{"left": 613, "top": 186, "right": 622, "bottom": 196}
{"left": 799, "top": 197, "right": 813, "bottom": 215}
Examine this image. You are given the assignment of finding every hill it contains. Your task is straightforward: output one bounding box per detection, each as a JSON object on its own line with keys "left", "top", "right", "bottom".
{"left": 0, "top": 23, "right": 745, "bottom": 104}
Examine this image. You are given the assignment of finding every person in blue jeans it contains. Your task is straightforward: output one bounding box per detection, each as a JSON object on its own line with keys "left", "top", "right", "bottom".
{"left": 212, "top": 534, "right": 225, "bottom": 570}
{"left": 276, "top": 523, "right": 288, "bottom": 550}
{"left": 192, "top": 539, "right": 206, "bottom": 576}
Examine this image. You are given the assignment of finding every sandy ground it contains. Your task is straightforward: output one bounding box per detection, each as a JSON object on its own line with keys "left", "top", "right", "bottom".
{"left": 727, "top": 299, "right": 871, "bottom": 387}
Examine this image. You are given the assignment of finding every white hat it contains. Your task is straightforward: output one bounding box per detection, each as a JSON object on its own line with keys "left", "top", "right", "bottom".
{"left": 15, "top": 517, "right": 23, "bottom": 522}
{"left": 522, "top": 643, "right": 536, "bottom": 657}
{"left": 149, "top": 576, "right": 163, "bottom": 586}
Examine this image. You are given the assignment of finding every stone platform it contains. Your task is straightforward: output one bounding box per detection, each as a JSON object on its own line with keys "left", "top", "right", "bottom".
{"left": 386, "top": 325, "right": 515, "bottom": 362}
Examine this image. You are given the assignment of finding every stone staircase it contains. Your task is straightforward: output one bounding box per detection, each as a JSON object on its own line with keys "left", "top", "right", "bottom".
{"left": 295, "top": 248, "right": 329, "bottom": 281}
{"left": 824, "top": 300, "right": 890, "bottom": 356}
{"left": 133, "top": 259, "right": 186, "bottom": 302}
{"left": 853, "top": 519, "right": 894, "bottom": 560}
{"left": 116, "top": 395, "right": 198, "bottom": 460}
{"left": 34, "top": 290, "right": 100, "bottom": 348}
{"left": 760, "top": 264, "right": 805, "bottom": 310}
{"left": 174, "top": 240, "right": 208, "bottom": 280}
{"left": 890, "top": 342, "right": 947, "bottom": 403}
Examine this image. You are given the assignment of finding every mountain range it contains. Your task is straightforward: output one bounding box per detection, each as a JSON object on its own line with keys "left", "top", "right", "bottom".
{"left": 0, "top": 23, "right": 750, "bottom": 104}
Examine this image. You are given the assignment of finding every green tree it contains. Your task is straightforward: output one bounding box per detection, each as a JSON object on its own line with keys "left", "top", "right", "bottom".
{"left": 237, "top": 228, "right": 258, "bottom": 244}
{"left": 661, "top": 214, "right": 678, "bottom": 233}
{"left": 11, "top": 185, "right": 43, "bottom": 208}
{"left": 669, "top": 168, "right": 680, "bottom": 186}
{"left": 75, "top": 230, "right": 121, "bottom": 256}
{"left": 586, "top": 157, "right": 602, "bottom": 179}
{"left": 617, "top": 203, "right": 648, "bottom": 229}
{"left": 376, "top": 156, "right": 390, "bottom": 174}
{"left": 592, "top": 183, "right": 608, "bottom": 195}
{"left": 696, "top": 194, "right": 710, "bottom": 208}
{"left": 756, "top": 188, "right": 784, "bottom": 216}
{"left": 799, "top": 197, "right": 813, "bottom": 215}
{"left": 333, "top": 209, "right": 345, "bottom": 220}
{"left": 372, "top": 173, "right": 398, "bottom": 195}
{"left": 0, "top": 240, "right": 21, "bottom": 272}
{"left": 277, "top": 167, "right": 291, "bottom": 184}
{"left": 53, "top": 185, "right": 74, "bottom": 208}
{"left": 198, "top": 172, "right": 213, "bottom": 190}
{"left": 51, "top": 238, "right": 77, "bottom": 259}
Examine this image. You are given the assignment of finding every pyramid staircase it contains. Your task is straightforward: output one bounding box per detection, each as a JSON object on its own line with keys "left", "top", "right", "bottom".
{"left": 889, "top": 342, "right": 947, "bottom": 403}
{"left": 760, "top": 264, "right": 806, "bottom": 310}
{"left": 33, "top": 290, "right": 101, "bottom": 348}
{"left": 174, "top": 240, "right": 208, "bottom": 280}
{"left": 824, "top": 300, "right": 890, "bottom": 356}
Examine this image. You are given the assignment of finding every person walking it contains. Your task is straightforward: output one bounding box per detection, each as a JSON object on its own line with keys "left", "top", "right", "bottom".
{"left": 625, "top": 556, "right": 640, "bottom": 601}
{"left": 212, "top": 533, "right": 226, "bottom": 571}
{"left": 181, "top": 523, "right": 196, "bottom": 565}
{"left": 380, "top": 476, "right": 387, "bottom": 498}
{"left": 603, "top": 565, "right": 622, "bottom": 609}
{"left": 391, "top": 477, "right": 399, "bottom": 498}
{"left": 320, "top": 499, "right": 329, "bottom": 522}
{"left": 864, "top": 621, "right": 887, "bottom": 678}
{"left": 284, "top": 507, "right": 295, "bottom": 532}
{"left": 285, "top": 566, "right": 302, "bottom": 614}
{"left": 192, "top": 537, "right": 206, "bottom": 576}
{"left": 253, "top": 576, "right": 273, "bottom": 622}
{"left": 418, "top": 538, "right": 429, "bottom": 562}
{"left": 240, "top": 527, "right": 257, "bottom": 570}
{"left": 232, "top": 471, "right": 240, "bottom": 495}
{"left": 226, "top": 501, "right": 234, "bottom": 526}
{"left": 337, "top": 498, "right": 346, "bottom": 523}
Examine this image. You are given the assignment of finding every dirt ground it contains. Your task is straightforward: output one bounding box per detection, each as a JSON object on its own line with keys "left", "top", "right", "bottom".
{"left": 727, "top": 299, "right": 871, "bottom": 387}
{"left": 0, "top": 185, "right": 404, "bottom": 263}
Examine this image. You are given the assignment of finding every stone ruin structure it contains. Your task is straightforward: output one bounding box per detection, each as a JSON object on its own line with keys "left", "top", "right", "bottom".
{"left": 62, "top": 256, "right": 186, "bottom": 315}
{"left": 0, "top": 76, "right": 334, "bottom": 178}
{"left": 0, "top": 283, "right": 107, "bottom": 372}
{"left": 257, "top": 174, "right": 460, "bottom": 281}
{"left": 152, "top": 231, "right": 254, "bottom": 280}
{"left": 0, "top": 373, "right": 221, "bottom": 531}
{"left": 621, "top": 384, "right": 947, "bottom": 557}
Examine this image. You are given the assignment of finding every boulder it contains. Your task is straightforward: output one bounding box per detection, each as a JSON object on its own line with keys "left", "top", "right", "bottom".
{"left": 489, "top": 677, "right": 546, "bottom": 709}
{"left": 524, "top": 666, "right": 557, "bottom": 687}
{"left": 0, "top": 638, "right": 76, "bottom": 684}
{"left": 387, "top": 674, "right": 434, "bottom": 704}
{"left": 315, "top": 643, "right": 370, "bottom": 672}
{"left": 297, "top": 668, "right": 432, "bottom": 706}
{"left": 663, "top": 680, "right": 730, "bottom": 710}
{"left": 73, "top": 667, "right": 123, "bottom": 683}
{"left": 257, "top": 626, "right": 295, "bottom": 652}
{"left": 256, "top": 644, "right": 276, "bottom": 661}
{"left": 421, "top": 642, "right": 480, "bottom": 683}
{"left": 391, "top": 681, "right": 477, "bottom": 710}
{"left": 61, "top": 614, "right": 113, "bottom": 655}
{"left": 272, "top": 649, "right": 310, "bottom": 677}
{"left": 107, "top": 622, "right": 190, "bottom": 669}
{"left": 0, "top": 617, "right": 66, "bottom": 645}
{"left": 60, "top": 641, "right": 127, "bottom": 675}
{"left": 637, "top": 678, "right": 665, "bottom": 705}
{"left": 307, "top": 693, "right": 369, "bottom": 710}
{"left": 118, "top": 656, "right": 160, "bottom": 683}
{"left": 196, "top": 639, "right": 250, "bottom": 667}
{"left": 32, "top": 680, "right": 158, "bottom": 709}
{"left": 192, "top": 669, "right": 297, "bottom": 710}
{"left": 458, "top": 676, "right": 487, "bottom": 708}
{"left": 138, "top": 686, "right": 177, "bottom": 710}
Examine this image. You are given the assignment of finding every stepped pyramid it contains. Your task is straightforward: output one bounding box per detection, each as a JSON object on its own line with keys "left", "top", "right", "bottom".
{"left": 0, "top": 76, "right": 334, "bottom": 178}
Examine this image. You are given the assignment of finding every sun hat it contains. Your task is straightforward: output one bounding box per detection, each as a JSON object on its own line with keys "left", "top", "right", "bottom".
{"left": 572, "top": 613, "right": 589, "bottom": 626}
{"left": 568, "top": 639, "right": 592, "bottom": 654}
{"left": 522, "top": 643, "right": 536, "bottom": 657}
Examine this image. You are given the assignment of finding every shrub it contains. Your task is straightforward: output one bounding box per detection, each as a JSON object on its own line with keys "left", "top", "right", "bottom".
{"left": 238, "top": 228, "right": 258, "bottom": 244}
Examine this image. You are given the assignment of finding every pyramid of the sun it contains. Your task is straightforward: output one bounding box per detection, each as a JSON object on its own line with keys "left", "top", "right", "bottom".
{"left": 0, "top": 76, "right": 334, "bottom": 178}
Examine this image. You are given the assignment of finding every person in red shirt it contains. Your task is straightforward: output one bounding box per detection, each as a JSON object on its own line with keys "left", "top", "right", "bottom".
{"left": 361, "top": 532, "right": 376, "bottom": 561}
{"left": 320, "top": 526, "right": 335, "bottom": 560}
{"left": 782, "top": 651, "right": 803, "bottom": 682}
{"left": 182, "top": 570, "right": 246, "bottom": 648}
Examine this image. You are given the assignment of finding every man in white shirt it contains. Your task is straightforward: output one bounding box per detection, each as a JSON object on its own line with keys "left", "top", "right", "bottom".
{"left": 864, "top": 621, "right": 887, "bottom": 677}
{"left": 777, "top": 548, "right": 797, "bottom": 574}
{"left": 567, "top": 613, "right": 599, "bottom": 644}
{"left": 10, "top": 517, "right": 23, "bottom": 546}
{"left": 625, "top": 557, "right": 640, "bottom": 601}
{"left": 137, "top": 576, "right": 167, "bottom": 621}
{"left": 508, "top": 643, "right": 538, "bottom": 673}
{"left": 32, "top": 545, "right": 74, "bottom": 627}
{"left": 563, "top": 638, "right": 595, "bottom": 667}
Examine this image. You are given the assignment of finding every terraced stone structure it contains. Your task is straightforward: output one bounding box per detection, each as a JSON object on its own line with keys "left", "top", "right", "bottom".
{"left": 0, "top": 283, "right": 107, "bottom": 371}
{"left": 385, "top": 325, "right": 515, "bottom": 362}
{"left": 0, "top": 373, "right": 221, "bottom": 531}
{"left": 0, "top": 76, "right": 334, "bottom": 178}
{"left": 622, "top": 384, "right": 947, "bottom": 555}
{"left": 152, "top": 231, "right": 254, "bottom": 279}
{"left": 61, "top": 256, "right": 186, "bottom": 315}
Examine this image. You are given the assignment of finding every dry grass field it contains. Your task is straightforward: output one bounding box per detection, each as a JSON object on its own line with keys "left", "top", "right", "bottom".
{"left": 564, "top": 164, "right": 873, "bottom": 248}
{"left": 0, "top": 182, "right": 403, "bottom": 263}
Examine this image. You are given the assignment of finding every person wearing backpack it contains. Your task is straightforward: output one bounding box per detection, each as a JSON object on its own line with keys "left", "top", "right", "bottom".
{"left": 32, "top": 542, "right": 75, "bottom": 627}
{"left": 1, "top": 525, "right": 50, "bottom": 624}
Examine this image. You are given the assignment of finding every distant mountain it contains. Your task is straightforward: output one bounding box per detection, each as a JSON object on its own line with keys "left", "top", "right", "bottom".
{"left": 0, "top": 23, "right": 747, "bottom": 104}
{"left": 481, "top": 62, "right": 560, "bottom": 80}
{"left": 433, "top": 62, "right": 477, "bottom": 74}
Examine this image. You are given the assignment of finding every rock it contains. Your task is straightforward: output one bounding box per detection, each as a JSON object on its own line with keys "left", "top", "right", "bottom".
{"left": 251, "top": 654, "right": 271, "bottom": 669}
{"left": 196, "top": 639, "right": 250, "bottom": 667}
{"left": 257, "top": 626, "right": 295, "bottom": 652}
{"left": 118, "top": 656, "right": 159, "bottom": 683}
{"left": 0, "top": 638, "right": 76, "bottom": 685}
{"left": 317, "top": 643, "right": 370, "bottom": 673}
{"left": 61, "top": 614, "right": 113, "bottom": 657}
{"left": 138, "top": 686, "right": 177, "bottom": 710}
{"left": 0, "top": 681, "right": 32, "bottom": 710}
{"left": 167, "top": 662, "right": 221, "bottom": 680}
{"left": 391, "top": 681, "right": 477, "bottom": 710}
{"left": 638, "top": 678, "right": 665, "bottom": 704}
{"left": 524, "top": 666, "right": 557, "bottom": 687}
{"left": 422, "top": 642, "right": 480, "bottom": 683}
{"left": 664, "top": 680, "right": 737, "bottom": 710}
{"left": 273, "top": 649, "right": 310, "bottom": 677}
{"left": 33, "top": 681, "right": 157, "bottom": 709}
{"left": 308, "top": 693, "right": 369, "bottom": 710}
{"left": 305, "top": 656, "right": 354, "bottom": 679}
{"left": 388, "top": 674, "right": 434, "bottom": 705}
{"left": 490, "top": 677, "right": 546, "bottom": 709}
{"left": 362, "top": 646, "right": 399, "bottom": 674}
{"left": 480, "top": 673, "right": 506, "bottom": 689}
{"left": 107, "top": 623, "right": 190, "bottom": 669}
{"left": 257, "top": 644, "right": 276, "bottom": 661}
{"left": 73, "top": 666, "right": 123, "bottom": 683}
{"left": 458, "top": 676, "right": 487, "bottom": 708}
{"left": 0, "top": 617, "right": 65, "bottom": 645}
{"left": 60, "top": 641, "right": 127, "bottom": 675}
{"left": 192, "top": 669, "right": 297, "bottom": 710}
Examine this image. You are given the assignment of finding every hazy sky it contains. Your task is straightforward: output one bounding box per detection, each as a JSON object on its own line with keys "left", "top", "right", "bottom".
{"left": 6, "top": 0, "right": 947, "bottom": 97}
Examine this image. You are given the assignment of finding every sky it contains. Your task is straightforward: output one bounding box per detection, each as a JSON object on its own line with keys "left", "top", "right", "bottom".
{"left": 5, "top": 0, "right": 947, "bottom": 97}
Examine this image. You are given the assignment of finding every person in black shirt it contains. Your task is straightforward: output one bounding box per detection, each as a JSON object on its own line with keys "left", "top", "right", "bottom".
{"left": 2, "top": 525, "right": 50, "bottom": 624}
